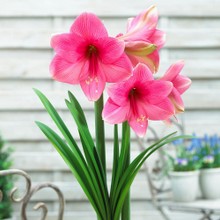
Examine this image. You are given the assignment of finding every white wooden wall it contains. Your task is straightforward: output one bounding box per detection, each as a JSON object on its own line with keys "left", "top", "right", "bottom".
{"left": 0, "top": 0, "right": 220, "bottom": 219}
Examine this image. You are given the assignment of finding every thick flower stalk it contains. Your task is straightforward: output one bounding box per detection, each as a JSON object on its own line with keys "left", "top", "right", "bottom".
{"left": 117, "top": 5, "right": 166, "bottom": 72}
{"left": 50, "top": 12, "right": 132, "bottom": 101}
{"left": 159, "top": 60, "right": 192, "bottom": 113}
{"left": 102, "top": 63, "right": 175, "bottom": 137}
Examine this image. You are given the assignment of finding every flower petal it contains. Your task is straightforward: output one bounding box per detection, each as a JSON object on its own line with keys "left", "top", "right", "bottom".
{"left": 98, "top": 37, "right": 125, "bottom": 63}
{"left": 134, "top": 63, "right": 154, "bottom": 80}
{"left": 173, "top": 75, "right": 192, "bottom": 94}
{"left": 145, "top": 99, "right": 175, "bottom": 120}
{"left": 148, "top": 29, "right": 166, "bottom": 50}
{"left": 51, "top": 33, "right": 86, "bottom": 63}
{"left": 50, "top": 55, "right": 89, "bottom": 84}
{"left": 102, "top": 98, "right": 129, "bottom": 124}
{"left": 125, "top": 41, "right": 157, "bottom": 57}
{"left": 70, "top": 12, "right": 108, "bottom": 40}
{"left": 107, "top": 83, "right": 130, "bottom": 106}
{"left": 169, "top": 88, "right": 185, "bottom": 113}
{"left": 80, "top": 73, "right": 105, "bottom": 101}
{"left": 100, "top": 53, "right": 132, "bottom": 83}
{"left": 127, "top": 50, "right": 159, "bottom": 73}
{"left": 162, "top": 60, "right": 185, "bottom": 81}
{"left": 127, "top": 5, "right": 158, "bottom": 33}
{"left": 128, "top": 115, "right": 148, "bottom": 137}
{"left": 145, "top": 81, "right": 173, "bottom": 104}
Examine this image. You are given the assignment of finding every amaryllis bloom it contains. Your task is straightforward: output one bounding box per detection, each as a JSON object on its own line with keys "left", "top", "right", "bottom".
{"left": 117, "top": 5, "right": 166, "bottom": 73}
{"left": 50, "top": 13, "right": 132, "bottom": 101}
{"left": 102, "top": 63, "right": 175, "bottom": 137}
{"left": 160, "top": 60, "right": 191, "bottom": 113}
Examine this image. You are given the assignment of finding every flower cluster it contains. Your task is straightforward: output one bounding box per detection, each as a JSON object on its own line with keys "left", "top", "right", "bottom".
{"left": 192, "top": 134, "right": 220, "bottom": 169}
{"left": 50, "top": 6, "right": 191, "bottom": 137}
{"left": 169, "top": 139, "right": 201, "bottom": 172}
{"left": 168, "top": 134, "right": 220, "bottom": 172}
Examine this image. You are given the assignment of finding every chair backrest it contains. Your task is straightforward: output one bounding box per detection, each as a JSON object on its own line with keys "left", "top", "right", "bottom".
{"left": 136, "top": 119, "right": 185, "bottom": 206}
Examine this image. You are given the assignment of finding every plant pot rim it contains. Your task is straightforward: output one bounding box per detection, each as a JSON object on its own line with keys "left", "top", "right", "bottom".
{"left": 169, "top": 170, "right": 199, "bottom": 177}
{"left": 200, "top": 167, "right": 220, "bottom": 173}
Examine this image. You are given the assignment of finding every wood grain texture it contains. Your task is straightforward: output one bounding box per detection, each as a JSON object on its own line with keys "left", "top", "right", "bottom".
{"left": 0, "top": 0, "right": 220, "bottom": 218}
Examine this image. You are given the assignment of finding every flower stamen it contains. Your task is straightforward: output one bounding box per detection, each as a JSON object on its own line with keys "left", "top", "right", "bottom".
{"left": 87, "top": 45, "right": 98, "bottom": 58}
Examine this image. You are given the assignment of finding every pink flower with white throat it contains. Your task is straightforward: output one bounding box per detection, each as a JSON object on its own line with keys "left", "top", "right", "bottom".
{"left": 117, "top": 5, "right": 166, "bottom": 73}
{"left": 50, "top": 12, "right": 132, "bottom": 101}
{"left": 160, "top": 60, "right": 192, "bottom": 113}
{"left": 102, "top": 63, "right": 175, "bottom": 137}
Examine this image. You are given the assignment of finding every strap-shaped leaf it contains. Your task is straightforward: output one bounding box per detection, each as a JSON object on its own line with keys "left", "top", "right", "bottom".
{"left": 34, "top": 89, "right": 86, "bottom": 167}
{"left": 35, "top": 121, "right": 105, "bottom": 219}
{"left": 66, "top": 93, "right": 110, "bottom": 219}
{"left": 113, "top": 134, "right": 192, "bottom": 219}
{"left": 34, "top": 90, "right": 109, "bottom": 219}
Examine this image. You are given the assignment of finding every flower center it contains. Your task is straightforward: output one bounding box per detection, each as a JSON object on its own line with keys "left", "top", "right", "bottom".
{"left": 129, "top": 88, "right": 137, "bottom": 98}
{"left": 87, "top": 44, "right": 98, "bottom": 58}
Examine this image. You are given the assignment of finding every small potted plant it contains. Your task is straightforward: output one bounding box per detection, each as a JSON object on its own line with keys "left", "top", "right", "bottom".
{"left": 196, "top": 134, "right": 220, "bottom": 199}
{"left": 167, "top": 139, "right": 201, "bottom": 202}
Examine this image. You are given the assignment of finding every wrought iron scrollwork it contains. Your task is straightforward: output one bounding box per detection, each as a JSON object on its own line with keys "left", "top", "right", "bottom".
{"left": 0, "top": 169, "right": 65, "bottom": 220}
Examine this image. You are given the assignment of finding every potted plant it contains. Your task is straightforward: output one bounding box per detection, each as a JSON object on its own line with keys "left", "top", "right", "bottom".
{"left": 167, "top": 139, "right": 201, "bottom": 202}
{"left": 196, "top": 134, "right": 220, "bottom": 199}
{"left": 0, "top": 136, "right": 14, "bottom": 219}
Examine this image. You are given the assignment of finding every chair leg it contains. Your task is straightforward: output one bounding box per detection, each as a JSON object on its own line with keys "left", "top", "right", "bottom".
{"left": 158, "top": 206, "right": 172, "bottom": 220}
{"left": 200, "top": 210, "right": 214, "bottom": 220}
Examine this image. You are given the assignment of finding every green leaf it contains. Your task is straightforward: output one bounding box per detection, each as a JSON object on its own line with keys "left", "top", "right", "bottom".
{"left": 66, "top": 95, "right": 110, "bottom": 219}
{"left": 34, "top": 90, "right": 108, "bottom": 219}
{"left": 34, "top": 89, "right": 86, "bottom": 166}
{"left": 35, "top": 121, "right": 105, "bottom": 219}
{"left": 113, "top": 133, "right": 191, "bottom": 219}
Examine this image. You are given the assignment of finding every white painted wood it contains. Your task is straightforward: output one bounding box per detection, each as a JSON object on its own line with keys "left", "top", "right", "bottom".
{"left": 0, "top": 29, "right": 219, "bottom": 49}
{"left": 0, "top": 0, "right": 219, "bottom": 17}
{"left": 0, "top": 0, "right": 220, "bottom": 218}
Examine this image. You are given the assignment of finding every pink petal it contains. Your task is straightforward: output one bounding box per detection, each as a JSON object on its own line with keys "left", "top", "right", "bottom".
{"left": 145, "top": 81, "right": 173, "bottom": 104}
{"left": 148, "top": 29, "right": 166, "bottom": 50}
{"left": 100, "top": 53, "right": 132, "bottom": 83}
{"left": 107, "top": 83, "right": 130, "bottom": 106}
{"left": 162, "top": 60, "right": 185, "bottom": 81}
{"left": 70, "top": 12, "right": 108, "bottom": 40}
{"left": 51, "top": 33, "right": 86, "bottom": 63}
{"left": 98, "top": 37, "right": 125, "bottom": 63}
{"left": 173, "top": 75, "right": 192, "bottom": 94}
{"left": 127, "top": 6, "right": 158, "bottom": 32}
{"left": 146, "top": 50, "right": 160, "bottom": 73}
{"left": 145, "top": 99, "right": 175, "bottom": 120}
{"left": 102, "top": 98, "right": 129, "bottom": 124}
{"left": 133, "top": 63, "right": 154, "bottom": 81}
{"left": 123, "top": 29, "right": 155, "bottom": 42}
{"left": 80, "top": 71, "right": 106, "bottom": 101}
{"left": 50, "top": 55, "right": 89, "bottom": 84}
{"left": 169, "top": 89, "right": 185, "bottom": 113}
{"left": 127, "top": 50, "right": 159, "bottom": 73}
{"left": 128, "top": 115, "right": 148, "bottom": 137}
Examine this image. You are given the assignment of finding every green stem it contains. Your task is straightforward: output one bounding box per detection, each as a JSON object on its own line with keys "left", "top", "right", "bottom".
{"left": 121, "top": 122, "right": 130, "bottom": 220}
{"left": 94, "top": 94, "right": 106, "bottom": 176}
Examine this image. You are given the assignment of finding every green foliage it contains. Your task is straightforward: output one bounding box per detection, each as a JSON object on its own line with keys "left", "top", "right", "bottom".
{"left": 195, "top": 134, "right": 220, "bottom": 169}
{"left": 166, "top": 138, "right": 202, "bottom": 172}
{"left": 35, "top": 89, "right": 190, "bottom": 220}
{"left": 0, "top": 137, "right": 13, "bottom": 219}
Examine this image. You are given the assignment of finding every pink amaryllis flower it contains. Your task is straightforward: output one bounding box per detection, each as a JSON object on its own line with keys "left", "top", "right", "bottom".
{"left": 117, "top": 5, "right": 165, "bottom": 73}
{"left": 50, "top": 12, "right": 132, "bottom": 101}
{"left": 102, "top": 63, "right": 175, "bottom": 137}
{"left": 160, "top": 60, "right": 191, "bottom": 113}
